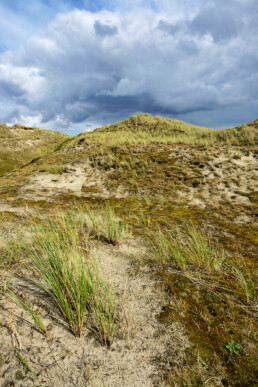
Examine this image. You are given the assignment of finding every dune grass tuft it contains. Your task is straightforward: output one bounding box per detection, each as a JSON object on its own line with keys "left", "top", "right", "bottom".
{"left": 149, "top": 224, "right": 225, "bottom": 272}
{"left": 20, "top": 211, "right": 116, "bottom": 342}
{"left": 88, "top": 207, "right": 126, "bottom": 245}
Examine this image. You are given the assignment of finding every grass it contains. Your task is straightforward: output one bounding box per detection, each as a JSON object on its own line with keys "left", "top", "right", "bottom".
{"left": 8, "top": 291, "right": 48, "bottom": 337}
{"left": 12, "top": 210, "right": 117, "bottom": 343}
{"left": 42, "top": 164, "right": 65, "bottom": 174}
{"left": 1, "top": 208, "right": 121, "bottom": 345}
{"left": 0, "top": 112, "right": 257, "bottom": 385}
{"left": 87, "top": 256, "right": 117, "bottom": 346}
{"left": 16, "top": 350, "right": 42, "bottom": 386}
{"left": 0, "top": 214, "right": 4, "bottom": 263}
{"left": 61, "top": 114, "right": 258, "bottom": 151}
{"left": 0, "top": 122, "right": 70, "bottom": 176}
{"left": 149, "top": 224, "right": 225, "bottom": 272}
{"left": 231, "top": 266, "right": 256, "bottom": 303}
{"left": 88, "top": 207, "right": 126, "bottom": 245}
{"left": 0, "top": 215, "right": 24, "bottom": 286}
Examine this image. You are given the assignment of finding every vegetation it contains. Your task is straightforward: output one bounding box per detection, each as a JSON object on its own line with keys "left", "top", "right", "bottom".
{"left": 88, "top": 207, "right": 126, "bottom": 244}
{"left": 0, "top": 122, "right": 70, "bottom": 176}
{"left": 42, "top": 163, "right": 65, "bottom": 174}
{"left": 149, "top": 224, "right": 225, "bottom": 271}
{"left": 225, "top": 340, "right": 242, "bottom": 356}
{"left": 8, "top": 291, "right": 48, "bottom": 337}
{"left": 16, "top": 350, "right": 42, "bottom": 386}
{"left": 0, "top": 113, "right": 257, "bottom": 386}
{"left": 0, "top": 210, "right": 117, "bottom": 346}
{"left": 61, "top": 114, "right": 258, "bottom": 150}
{"left": 19, "top": 211, "right": 117, "bottom": 340}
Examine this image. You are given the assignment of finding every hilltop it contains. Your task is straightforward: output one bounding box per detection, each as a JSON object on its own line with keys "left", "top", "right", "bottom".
{"left": 0, "top": 122, "right": 70, "bottom": 176}
{"left": 0, "top": 114, "right": 257, "bottom": 386}
{"left": 63, "top": 114, "right": 258, "bottom": 149}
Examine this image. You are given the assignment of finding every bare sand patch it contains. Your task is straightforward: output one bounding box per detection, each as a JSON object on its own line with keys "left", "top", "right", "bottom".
{"left": 20, "top": 162, "right": 110, "bottom": 201}
{"left": 182, "top": 149, "right": 257, "bottom": 211}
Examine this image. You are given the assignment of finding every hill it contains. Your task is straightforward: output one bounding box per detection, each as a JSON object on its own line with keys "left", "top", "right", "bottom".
{"left": 61, "top": 114, "right": 258, "bottom": 151}
{"left": 0, "top": 114, "right": 257, "bottom": 386}
{"left": 0, "top": 122, "right": 70, "bottom": 176}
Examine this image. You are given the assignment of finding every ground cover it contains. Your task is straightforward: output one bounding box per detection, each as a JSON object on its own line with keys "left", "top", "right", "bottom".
{"left": 0, "top": 114, "right": 257, "bottom": 386}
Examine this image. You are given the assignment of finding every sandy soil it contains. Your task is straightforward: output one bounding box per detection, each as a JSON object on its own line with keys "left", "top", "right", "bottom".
{"left": 173, "top": 148, "right": 257, "bottom": 212}
{"left": 0, "top": 238, "right": 189, "bottom": 386}
{"left": 20, "top": 162, "right": 110, "bottom": 201}
{"left": 18, "top": 149, "right": 258, "bottom": 214}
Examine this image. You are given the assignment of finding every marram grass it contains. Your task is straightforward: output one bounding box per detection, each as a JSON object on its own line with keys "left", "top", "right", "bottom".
{"left": 21, "top": 210, "right": 117, "bottom": 343}
{"left": 88, "top": 207, "right": 126, "bottom": 245}
{"left": 149, "top": 224, "right": 225, "bottom": 272}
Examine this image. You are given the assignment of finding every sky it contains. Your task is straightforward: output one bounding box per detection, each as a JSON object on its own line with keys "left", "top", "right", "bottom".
{"left": 0, "top": 0, "right": 257, "bottom": 134}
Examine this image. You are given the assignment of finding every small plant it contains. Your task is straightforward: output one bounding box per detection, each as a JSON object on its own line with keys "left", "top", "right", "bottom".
{"left": 8, "top": 291, "right": 48, "bottom": 337}
{"left": 88, "top": 259, "right": 117, "bottom": 347}
{"left": 88, "top": 209, "right": 102, "bottom": 238}
{"left": 104, "top": 208, "right": 126, "bottom": 245}
{"left": 16, "top": 350, "right": 42, "bottom": 386}
{"left": 225, "top": 340, "right": 241, "bottom": 355}
{"left": 88, "top": 208, "right": 126, "bottom": 245}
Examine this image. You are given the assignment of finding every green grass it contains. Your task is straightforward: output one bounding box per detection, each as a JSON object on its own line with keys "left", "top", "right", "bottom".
{"left": 149, "top": 224, "right": 225, "bottom": 272}
{"left": 42, "top": 164, "right": 65, "bottom": 174}
{"left": 62, "top": 114, "right": 258, "bottom": 151}
{"left": 19, "top": 210, "right": 117, "bottom": 342}
{"left": 87, "top": 257, "right": 117, "bottom": 347}
{"left": 0, "top": 112, "right": 257, "bottom": 385}
{"left": 88, "top": 207, "right": 126, "bottom": 245}
{"left": 8, "top": 291, "right": 48, "bottom": 336}
{"left": 16, "top": 350, "right": 42, "bottom": 386}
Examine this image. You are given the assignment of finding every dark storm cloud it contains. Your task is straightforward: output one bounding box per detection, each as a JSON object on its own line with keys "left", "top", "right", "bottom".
{"left": 0, "top": 1, "right": 257, "bottom": 131}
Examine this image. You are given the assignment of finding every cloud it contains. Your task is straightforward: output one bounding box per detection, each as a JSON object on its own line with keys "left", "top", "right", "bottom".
{"left": 0, "top": 1, "right": 257, "bottom": 132}
{"left": 94, "top": 20, "right": 117, "bottom": 36}
{"left": 157, "top": 20, "right": 182, "bottom": 36}
{"left": 189, "top": 7, "right": 241, "bottom": 42}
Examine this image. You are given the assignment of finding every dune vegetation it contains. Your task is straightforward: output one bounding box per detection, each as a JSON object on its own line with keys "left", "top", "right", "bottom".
{"left": 0, "top": 114, "right": 257, "bottom": 386}
{"left": 0, "top": 123, "right": 70, "bottom": 176}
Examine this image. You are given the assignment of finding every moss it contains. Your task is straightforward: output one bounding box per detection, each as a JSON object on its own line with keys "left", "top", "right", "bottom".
{"left": 157, "top": 271, "right": 257, "bottom": 386}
